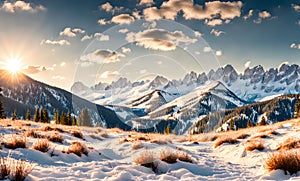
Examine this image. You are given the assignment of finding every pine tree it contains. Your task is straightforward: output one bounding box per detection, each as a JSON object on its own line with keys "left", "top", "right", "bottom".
{"left": 60, "top": 111, "right": 67, "bottom": 125}
{"left": 67, "top": 109, "right": 72, "bottom": 125}
{"left": 259, "top": 116, "right": 267, "bottom": 126}
{"left": 77, "top": 108, "right": 93, "bottom": 127}
{"left": 12, "top": 109, "right": 17, "bottom": 120}
{"left": 247, "top": 119, "right": 252, "bottom": 128}
{"left": 39, "top": 109, "right": 44, "bottom": 122}
{"left": 0, "top": 88, "right": 5, "bottom": 119}
{"left": 229, "top": 120, "right": 235, "bottom": 130}
{"left": 43, "top": 109, "right": 49, "bottom": 123}
{"left": 294, "top": 95, "right": 300, "bottom": 118}
{"left": 72, "top": 116, "right": 77, "bottom": 126}
{"left": 25, "top": 109, "right": 31, "bottom": 120}
{"left": 33, "top": 107, "right": 40, "bottom": 122}
{"left": 53, "top": 109, "right": 60, "bottom": 124}
{"left": 164, "top": 124, "right": 171, "bottom": 134}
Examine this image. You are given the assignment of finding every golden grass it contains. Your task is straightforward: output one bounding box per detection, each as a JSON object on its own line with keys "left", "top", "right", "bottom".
{"left": 70, "top": 130, "right": 84, "bottom": 139}
{"left": 159, "top": 149, "right": 193, "bottom": 164}
{"left": 4, "top": 135, "right": 27, "bottom": 149}
{"left": 265, "top": 150, "right": 300, "bottom": 175}
{"left": 134, "top": 151, "right": 158, "bottom": 172}
{"left": 67, "top": 142, "right": 89, "bottom": 157}
{"left": 32, "top": 139, "right": 51, "bottom": 153}
{"left": 131, "top": 142, "right": 144, "bottom": 150}
{"left": 0, "top": 157, "right": 32, "bottom": 180}
{"left": 277, "top": 138, "right": 300, "bottom": 151}
{"left": 245, "top": 139, "right": 264, "bottom": 151}
{"left": 47, "top": 133, "right": 63, "bottom": 143}
{"left": 214, "top": 137, "right": 238, "bottom": 148}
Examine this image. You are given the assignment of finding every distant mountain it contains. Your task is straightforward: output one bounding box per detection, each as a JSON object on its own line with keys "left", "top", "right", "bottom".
{"left": 0, "top": 70, "right": 129, "bottom": 129}
{"left": 187, "top": 94, "right": 298, "bottom": 134}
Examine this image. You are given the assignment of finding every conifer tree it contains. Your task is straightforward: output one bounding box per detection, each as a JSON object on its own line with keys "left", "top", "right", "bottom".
{"left": 43, "top": 109, "right": 49, "bottom": 123}
{"left": 247, "top": 119, "right": 252, "bottom": 128}
{"left": 72, "top": 116, "right": 77, "bottom": 126}
{"left": 0, "top": 88, "right": 5, "bottom": 119}
{"left": 294, "top": 95, "right": 300, "bottom": 118}
{"left": 39, "top": 109, "right": 44, "bottom": 122}
{"left": 77, "top": 108, "right": 93, "bottom": 127}
{"left": 67, "top": 109, "right": 72, "bottom": 125}
{"left": 53, "top": 109, "right": 59, "bottom": 124}
{"left": 259, "top": 116, "right": 267, "bottom": 126}
{"left": 164, "top": 124, "right": 171, "bottom": 134}
{"left": 33, "top": 107, "right": 39, "bottom": 122}
{"left": 60, "top": 111, "right": 67, "bottom": 125}
{"left": 12, "top": 109, "right": 17, "bottom": 120}
{"left": 229, "top": 120, "right": 235, "bottom": 130}
{"left": 26, "top": 109, "right": 31, "bottom": 120}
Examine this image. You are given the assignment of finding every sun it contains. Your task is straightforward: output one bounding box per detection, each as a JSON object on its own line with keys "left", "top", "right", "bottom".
{"left": 5, "top": 58, "right": 22, "bottom": 74}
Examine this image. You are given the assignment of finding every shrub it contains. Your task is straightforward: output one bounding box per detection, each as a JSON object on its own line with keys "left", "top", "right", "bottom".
{"left": 265, "top": 150, "right": 300, "bottom": 175}
{"left": 47, "top": 133, "right": 63, "bottom": 143}
{"left": 32, "top": 139, "right": 51, "bottom": 153}
{"left": 245, "top": 140, "right": 264, "bottom": 151}
{"left": 134, "top": 151, "right": 158, "bottom": 173}
{"left": 159, "top": 149, "right": 193, "bottom": 164}
{"left": 277, "top": 138, "right": 300, "bottom": 151}
{"left": 71, "top": 130, "right": 84, "bottom": 139}
{"left": 67, "top": 142, "right": 89, "bottom": 157}
{"left": 0, "top": 157, "right": 32, "bottom": 180}
{"left": 214, "top": 137, "right": 238, "bottom": 148}
{"left": 25, "top": 129, "right": 44, "bottom": 138}
{"left": 4, "top": 135, "right": 27, "bottom": 149}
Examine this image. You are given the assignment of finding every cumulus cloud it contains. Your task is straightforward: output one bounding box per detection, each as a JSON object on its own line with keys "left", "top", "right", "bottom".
{"left": 292, "top": 4, "right": 300, "bottom": 12}
{"left": 59, "top": 28, "right": 85, "bottom": 37}
{"left": 97, "top": 19, "right": 107, "bottom": 25}
{"left": 205, "top": 19, "right": 223, "bottom": 26}
{"left": 52, "top": 75, "right": 65, "bottom": 80}
{"left": 194, "top": 31, "right": 202, "bottom": 38}
{"left": 139, "top": 0, "right": 154, "bottom": 6}
{"left": 125, "top": 29, "right": 197, "bottom": 51}
{"left": 81, "top": 35, "right": 93, "bottom": 41}
{"left": 121, "top": 47, "right": 131, "bottom": 54}
{"left": 99, "top": 2, "right": 123, "bottom": 14}
{"left": 1, "top": 0, "right": 46, "bottom": 13}
{"left": 132, "top": 11, "right": 141, "bottom": 19}
{"left": 100, "top": 71, "right": 119, "bottom": 78}
{"left": 40, "top": 39, "right": 70, "bottom": 46}
{"left": 111, "top": 14, "right": 135, "bottom": 24}
{"left": 22, "top": 65, "right": 49, "bottom": 74}
{"left": 215, "top": 50, "right": 222, "bottom": 56}
{"left": 143, "top": 0, "right": 242, "bottom": 21}
{"left": 290, "top": 43, "right": 300, "bottom": 49}
{"left": 118, "top": 28, "right": 129, "bottom": 33}
{"left": 258, "top": 11, "right": 271, "bottom": 19}
{"left": 210, "top": 29, "right": 225, "bottom": 37}
{"left": 94, "top": 33, "right": 109, "bottom": 41}
{"left": 243, "top": 10, "right": 253, "bottom": 20}
{"left": 203, "top": 47, "right": 212, "bottom": 52}
{"left": 80, "top": 49, "right": 124, "bottom": 65}
{"left": 244, "top": 61, "right": 251, "bottom": 68}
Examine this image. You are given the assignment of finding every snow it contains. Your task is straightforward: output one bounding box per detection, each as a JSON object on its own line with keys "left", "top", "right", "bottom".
{"left": 1, "top": 119, "right": 300, "bottom": 180}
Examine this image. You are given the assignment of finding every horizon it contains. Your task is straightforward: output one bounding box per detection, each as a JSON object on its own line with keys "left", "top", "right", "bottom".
{"left": 0, "top": 0, "right": 299, "bottom": 90}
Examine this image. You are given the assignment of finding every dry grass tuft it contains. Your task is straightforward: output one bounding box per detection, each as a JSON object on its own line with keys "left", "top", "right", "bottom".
{"left": 70, "top": 130, "right": 84, "bottom": 139}
{"left": 67, "top": 142, "right": 89, "bottom": 157}
{"left": 159, "top": 149, "right": 193, "bottom": 164}
{"left": 277, "top": 138, "right": 300, "bottom": 151}
{"left": 4, "top": 135, "right": 27, "bottom": 149}
{"left": 0, "top": 157, "right": 32, "bottom": 180}
{"left": 245, "top": 139, "right": 265, "bottom": 151}
{"left": 252, "top": 134, "right": 270, "bottom": 139}
{"left": 32, "top": 139, "right": 51, "bottom": 153}
{"left": 47, "top": 133, "right": 63, "bottom": 143}
{"left": 265, "top": 150, "right": 300, "bottom": 175}
{"left": 236, "top": 133, "right": 250, "bottom": 139}
{"left": 25, "top": 129, "right": 44, "bottom": 138}
{"left": 131, "top": 142, "right": 144, "bottom": 150}
{"left": 134, "top": 151, "right": 158, "bottom": 173}
{"left": 214, "top": 137, "right": 238, "bottom": 148}
{"left": 40, "top": 126, "right": 54, "bottom": 132}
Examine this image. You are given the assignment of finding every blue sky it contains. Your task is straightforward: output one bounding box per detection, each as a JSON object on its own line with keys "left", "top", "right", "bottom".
{"left": 0, "top": 0, "right": 300, "bottom": 90}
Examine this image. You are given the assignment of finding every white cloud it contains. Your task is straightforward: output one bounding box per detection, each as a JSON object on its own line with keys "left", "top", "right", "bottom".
{"left": 243, "top": 10, "right": 253, "bottom": 20}
{"left": 22, "top": 65, "right": 49, "bottom": 74}
{"left": 121, "top": 47, "right": 131, "bottom": 54}
{"left": 111, "top": 14, "right": 135, "bottom": 24}
{"left": 143, "top": 0, "right": 242, "bottom": 22}
{"left": 297, "top": 20, "right": 300, "bottom": 26}
{"left": 244, "top": 61, "right": 251, "bottom": 68}
{"left": 290, "top": 43, "right": 300, "bottom": 49}
{"left": 1, "top": 0, "right": 46, "bottom": 13}
{"left": 132, "top": 11, "right": 141, "bottom": 20}
{"left": 139, "top": 0, "right": 154, "bottom": 6}
{"left": 80, "top": 49, "right": 124, "bottom": 65}
{"left": 41, "top": 39, "right": 70, "bottom": 46}
{"left": 59, "top": 27, "right": 85, "bottom": 37}
{"left": 215, "top": 50, "right": 222, "bottom": 56}
{"left": 205, "top": 19, "right": 223, "bottom": 26}
{"left": 100, "top": 71, "right": 119, "bottom": 79}
{"left": 94, "top": 33, "right": 109, "bottom": 41}
{"left": 203, "top": 47, "right": 212, "bottom": 53}
{"left": 60, "top": 62, "right": 66, "bottom": 67}
{"left": 52, "top": 75, "right": 65, "bottom": 80}
{"left": 97, "top": 19, "right": 107, "bottom": 25}
{"left": 142, "top": 21, "right": 157, "bottom": 28}
{"left": 126, "top": 29, "right": 197, "bottom": 51}
{"left": 81, "top": 35, "right": 93, "bottom": 41}
{"left": 194, "top": 31, "right": 202, "bottom": 38}
{"left": 292, "top": 4, "right": 300, "bottom": 12}
{"left": 118, "top": 28, "right": 129, "bottom": 33}
{"left": 210, "top": 29, "right": 225, "bottom": 37}
{"left": 99, "top": 2, "right": 123, "bottom": 14}
{"left": 259, "top": 11, "right": 271, "bottom": 19}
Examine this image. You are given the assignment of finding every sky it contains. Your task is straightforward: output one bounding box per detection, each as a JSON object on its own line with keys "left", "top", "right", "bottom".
{"left": 0, "top": 0, "right": 300, "bottom": 90}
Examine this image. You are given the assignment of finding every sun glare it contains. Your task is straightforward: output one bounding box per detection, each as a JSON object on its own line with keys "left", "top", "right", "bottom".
{"left": 5, "top": 58, "right": 21, "bottom": 74}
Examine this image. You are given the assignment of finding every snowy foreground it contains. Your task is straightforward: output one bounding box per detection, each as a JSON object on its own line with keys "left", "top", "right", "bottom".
{"left": 1, "top": 119, "right": 300, "bottom": 181}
